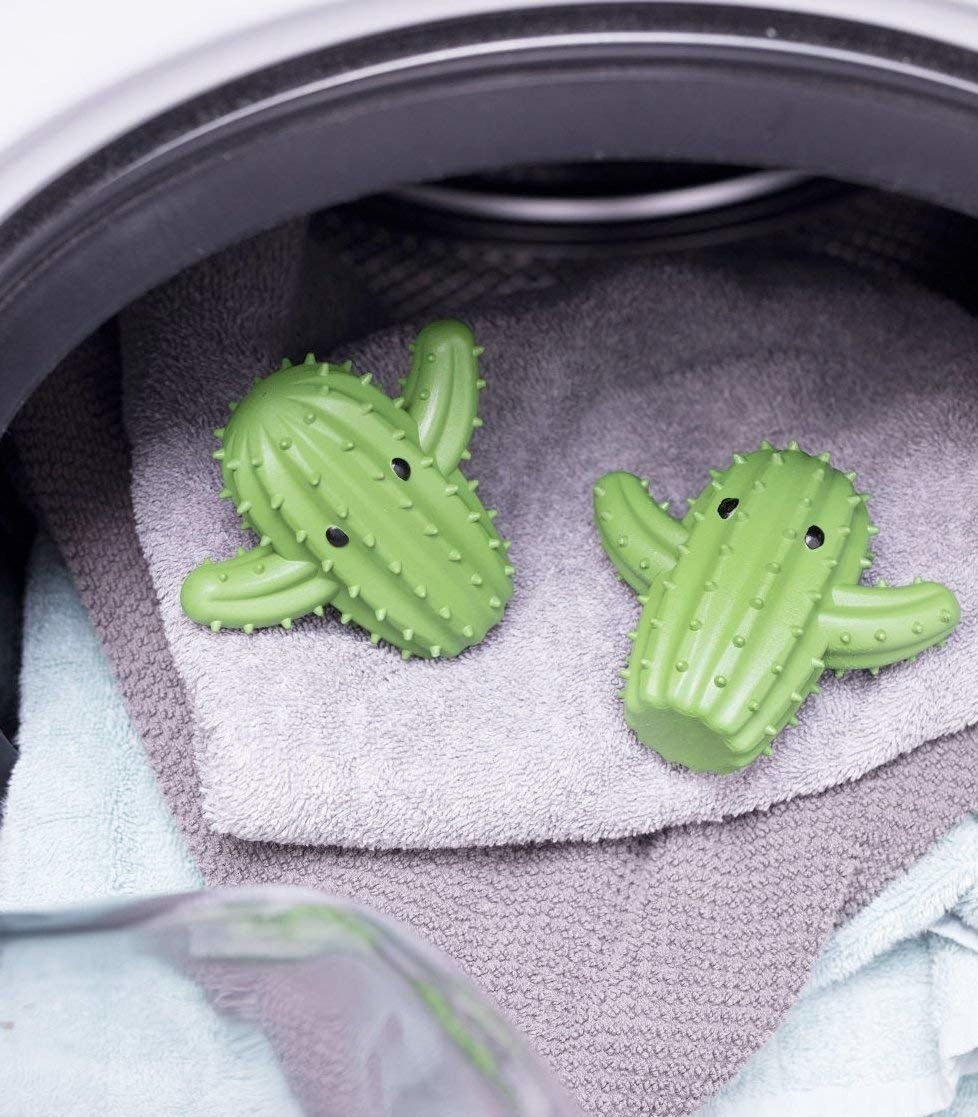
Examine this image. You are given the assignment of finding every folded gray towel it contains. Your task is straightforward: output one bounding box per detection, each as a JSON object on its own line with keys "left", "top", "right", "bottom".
{"left": 122, "top": 236, "right": 977, "bottom": 848}
{"left": 15, "top": 239, "right": 978, "bottom": 1117}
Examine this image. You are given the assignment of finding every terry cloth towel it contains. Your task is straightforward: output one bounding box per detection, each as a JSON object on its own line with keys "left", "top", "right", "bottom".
{"left": 122, "top": 240, "right": 978, "bottom": 849}
{"left": 704, "top": 811, "right": 978, "bottom": 1117}
{"left": 5, "top": 535, "right": 977, "bottom": 1117}
{"left": 0, "top": 538, "right": 303, "bottom": 1117}
{"left": 0, "top": 536, "right": 199, "bottom": 905}
{"left": 15, "top": 240, "right": 978, "bottom": 1117}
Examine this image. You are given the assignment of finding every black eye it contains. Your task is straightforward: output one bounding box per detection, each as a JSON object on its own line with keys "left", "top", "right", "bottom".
{"left": 717, "top": 497, "right": 739, "bottom": 519}
{"left": 325, "top": 526, "right": 349, "bottom": 547}
{"left": 391, "top": 457, "right": 411, "bottom": 480}
{"left": 805, "top": 525, "right": 825, "bottom": 549}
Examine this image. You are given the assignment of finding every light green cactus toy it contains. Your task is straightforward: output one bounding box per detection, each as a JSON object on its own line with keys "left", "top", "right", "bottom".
{"left": 594, "top": 441, "right": 960, "bottom": 774}
{"left": 181, "top": 319, "right": 513, "bottom": 658}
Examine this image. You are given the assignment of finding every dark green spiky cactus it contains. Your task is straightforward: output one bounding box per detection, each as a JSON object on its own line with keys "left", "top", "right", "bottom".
{"left": 594, "top": 441, "right": 960, "bottom": 773}
{"left": 181, "top": 320, "right": 513, "bottom": 658}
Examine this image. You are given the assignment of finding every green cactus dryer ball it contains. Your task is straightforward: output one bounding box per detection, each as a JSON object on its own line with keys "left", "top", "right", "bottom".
{"left": 594, "top": 442, "right": 960, "bottom": 774}
{"left": 181, "top": 319, "right": 514, "bottom": 658}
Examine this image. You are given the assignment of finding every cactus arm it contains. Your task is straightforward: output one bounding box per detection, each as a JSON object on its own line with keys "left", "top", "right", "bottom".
{"left": 593, "top": 471, "right": 687, "bottom": 594}
{"left": 821, "top": 580, "right": 960, "bottom": 671}
{"left": 181, "top": 545, "right": 339, "bottom": 632}
{"left": 401, "top": 319, "right": 483, "bottom": 475}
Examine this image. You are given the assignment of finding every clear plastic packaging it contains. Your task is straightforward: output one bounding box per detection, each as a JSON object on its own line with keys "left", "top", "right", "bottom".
{"left": 0, "top": 886, "right": 581, "bottom": 1117}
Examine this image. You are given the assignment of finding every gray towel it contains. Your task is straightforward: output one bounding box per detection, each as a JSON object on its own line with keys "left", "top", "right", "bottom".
{"left": 14, "top": 241, "right": 978, "bottom": 1117}
{"left": 122, "top": 239, "right": 977, "bottom": 849}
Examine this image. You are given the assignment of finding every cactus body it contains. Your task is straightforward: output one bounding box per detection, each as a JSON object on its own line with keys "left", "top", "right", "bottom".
{"left": 181, "top": 320, "right": 513, "bottom": 658}
{"left": 594, "top": 443, "right": 959, "bottom": 773}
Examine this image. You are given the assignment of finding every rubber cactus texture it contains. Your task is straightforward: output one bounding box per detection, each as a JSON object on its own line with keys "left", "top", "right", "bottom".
{"left": 594, "top": 442, "right": 960, "bottom": 773}
{"left": 181, "top": 320, "right": 513, "bottom": 658}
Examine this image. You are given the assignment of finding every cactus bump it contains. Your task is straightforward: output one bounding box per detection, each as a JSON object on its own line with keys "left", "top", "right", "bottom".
{"left": 594, "top": 442, "right": 960, "bottom": 773}
{"left": 181, "top": 319, "right": 514, "bottom": 658}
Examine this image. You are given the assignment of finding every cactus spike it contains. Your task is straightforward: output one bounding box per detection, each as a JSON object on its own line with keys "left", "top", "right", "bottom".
{"left": 787, "top": 439, "right": 800, "bottom": 452}
{"left": 759, "top": 439, "right": 774, "bottom": 451}
{"left": 817, "top": 450, "right": 831, "bottom": 463}
{"left": 279, "top": 358, "right": 292, "bottom": 369}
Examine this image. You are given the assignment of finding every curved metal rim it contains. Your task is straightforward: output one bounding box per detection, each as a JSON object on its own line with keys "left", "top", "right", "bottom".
{"left": 390, "top": 169, "right": 812, "bottom": 224}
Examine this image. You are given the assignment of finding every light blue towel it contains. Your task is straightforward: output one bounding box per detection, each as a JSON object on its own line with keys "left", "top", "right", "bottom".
{"left": 0, "top": 538, "right": 302, "bottom": 1116}
{"left": 701, "top": 811, "right": 978, "bottom": 1117}
{"left": 0, "top": 537, "right": 200, "bottom": 905}
{"left": 3, "top": 538, "right": 978, "bottom": 1117}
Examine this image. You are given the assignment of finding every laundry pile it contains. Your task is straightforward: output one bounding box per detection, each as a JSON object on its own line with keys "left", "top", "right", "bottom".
{"left": 4, "top": 220, "right": 978, "bottom": 1115}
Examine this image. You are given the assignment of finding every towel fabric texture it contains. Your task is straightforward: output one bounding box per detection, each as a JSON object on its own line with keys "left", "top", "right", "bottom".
{"left": 0, "top": 538, "right": 303, "bottom": 1117}
{"left": 3, "top": 538, "right": 978, "bottom": 1116}
{"left": 703, "top": 811, "right": 978, "bottom": 1117}
{"left": 123, "top": 236, "right": 977, "bottom": 849}
{"left": 14, "top": 220, "right": 978, "bottom": 1117}
{"left": 0, "top": 536, "right": 199, "bottom": 906}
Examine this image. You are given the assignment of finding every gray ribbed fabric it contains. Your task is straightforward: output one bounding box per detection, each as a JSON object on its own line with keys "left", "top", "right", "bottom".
{"left": 15, "top": 263, "right": 978, "bottom": 1117}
